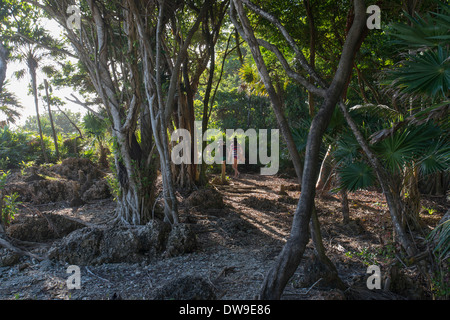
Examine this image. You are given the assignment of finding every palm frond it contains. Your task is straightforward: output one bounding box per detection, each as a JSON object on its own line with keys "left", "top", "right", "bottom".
{"left": 350, "top": 104, "right": 403, "bottom": 122}
{"left": 389, "top": 3, "right": 450, "bottom": 49}
{"left": 419, "top": 137, "right": 450, "bottom": 176}
{"left": 387, "top": 46, "right": 449, "bottom": 100}
{"left": 428, "top": 219, "right": 450, "bottom": 260}
{"left": 333, "top": 132, "right": 361, "bottom": 166}
{"left": 338, "top": 161, "right": 375, "bottom": 192}
{"left": 0, "top": 83, "right": 23, "bottom": 124}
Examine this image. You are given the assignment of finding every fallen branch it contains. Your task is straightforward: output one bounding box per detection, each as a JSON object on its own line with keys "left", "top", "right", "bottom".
{"left": 0, "top": 236, "right": 45, "bottom": 261}
{"left": 301, "top": 278, "right": 323, "bottom": 295}
{"left": 85, "top": 266, "right": 111, "bottom": 283}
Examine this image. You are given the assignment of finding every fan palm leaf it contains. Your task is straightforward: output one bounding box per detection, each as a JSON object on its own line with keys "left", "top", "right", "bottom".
{"left": 338, "top": 161, "right": 375, "bottom": 192}
{"left": 389, "top": 3, "right": 450, "bottom": 49}
{"left": 389, "top": 46, "right": 449, "bottom": 99}
{"left": 428, "top": 219, "right": 450, "bottom": 259}
{"left": 0, "top": 82, "right": 23, "bottom": 124}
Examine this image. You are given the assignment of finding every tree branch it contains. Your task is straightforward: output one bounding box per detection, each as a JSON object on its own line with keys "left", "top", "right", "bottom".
{"left": 65, "top": 93, "right": 105, "bottom": 120}
{"left": 240, "top": 0, "right": 326, "bottom": 87}
{"left": 256, "top": 38, "right": 326, "bottom": 98}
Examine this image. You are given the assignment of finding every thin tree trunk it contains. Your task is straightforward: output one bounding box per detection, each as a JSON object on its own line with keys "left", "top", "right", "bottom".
{"left": 305, "top": 0, "right": 316, "bottom": 117}
{"left": 29, "top": 65, "right": 48, "bottom": 163}
{"left": 402, "top": 165, "right": 421, "bottom": 230}
{"left": 341, "top": 188, "right": 350, "bottom": 224}
{"left": 233, "top": 0, "right": 368, "bottom": 299}
{"left": 310, "top": 204, "right": 347, "bottom": 289}
{"left": 0, "top": 42, "right": 7, "bottom": 93}
{"left": 230, "top": 1, "right": 303, "bottom": 184}
{"left": 0, "top": 189, "right": 4, "bottom": 233}
{"left": 199, "top": 32, "right": 216, "bottom": 185}
{"left": 316, "top": 144, "right": 333, "bottom": 191}
{"left": 44, "top": 79, "right": 59, "bottom": 160}
{"left": 339, "top": 101, "right": 416, "bottom": 257}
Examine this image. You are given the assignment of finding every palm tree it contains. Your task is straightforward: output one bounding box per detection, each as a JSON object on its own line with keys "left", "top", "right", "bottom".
{"left": 383, "top": 2, "right": 449, "bottom": 113}
{"left": 0, "top": 81, "right": 23, "bottom": 125}
{"left": 13, "top": 43, "right": 55, "bottom": 163}
{"left": 0, "top": 42, "right": 7, "bottom": 94}
{"left": 382, "top": 2, "right": 449, "bottom": 227}
{"left": 82, "top": 112, "right": 110, "bottom": 168}
{"left": 44, "top": 79, "right": 59, "bottom": 160}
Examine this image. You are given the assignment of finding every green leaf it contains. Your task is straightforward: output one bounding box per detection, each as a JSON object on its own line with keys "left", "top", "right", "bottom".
{"left": 389, "top": 46, "right": 449, "bottom": 99}
{"left": 338, "top": 161, "right": 375, "bottom": 192}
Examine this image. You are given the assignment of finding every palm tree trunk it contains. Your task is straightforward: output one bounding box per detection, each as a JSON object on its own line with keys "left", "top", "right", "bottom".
{"left": 29, "top": 62, "right": 48, "bottom": 163}
{"left": 44, "top": 79, "right": 59, "bottom": 160}
{"left": 0, "top": 42, "right": 7, "bottom": 93}
{"left": 341, "top": 188, "right": 350, "bottom": 224}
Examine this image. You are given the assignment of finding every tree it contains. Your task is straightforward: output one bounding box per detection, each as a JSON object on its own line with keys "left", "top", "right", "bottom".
{"left": 44, "top": 79, "right": 59, "bottom": 160}
{"left": 82, "top": 112, "right": 110, "bottom": 168}
{"left": 0, "top": 42, "right": 7, "bottom": 93}
{"left": 14, "top": 43, "right": 49, "bottom": 163}
{"left": 25, "top": 0, "right": 228, "bottom": 225}
{"left": 0, "top": 82, "right": 23, "bottom": 125}
{"left": 336, "top": 2, "right": 449, "bottom": 257}
{"left": 230, "top": 0, "right": 368, "bottom": 299}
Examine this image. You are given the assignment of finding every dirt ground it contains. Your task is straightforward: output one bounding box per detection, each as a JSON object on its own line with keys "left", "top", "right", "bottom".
{"left": 0, "top": 172, "right": 447, "bottom": 300}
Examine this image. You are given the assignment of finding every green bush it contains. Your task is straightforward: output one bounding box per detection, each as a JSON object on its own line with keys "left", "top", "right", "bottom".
{"left": 0, "top": 171, "right": 21, "bottom": 227}
{"left": 0, "top": 127, "right": 39, "bottom": 169}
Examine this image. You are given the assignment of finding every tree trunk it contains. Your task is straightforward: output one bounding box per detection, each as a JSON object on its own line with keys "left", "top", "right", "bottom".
{"left": 236, "top": 0, "right": 368, "bottom": 299}
{"left": 173, "top": 63, "right": 198, "bottom": 189}
{"left": 310, "top": 204, "right": 347, "bottom": 290}
{"left": 29, "top": 63, "right": 48, "bottom": 163}
{"left": 402, "top": 165, "right": 421, "bottom": 230}
{"left": 230, "top": 0, "right": 303, "bottom": 184}
{"left": 44, "top": 79, "right": 59, "bottom": 160}
{"left": 0, "top": 42, "right": 7, "bottom": 93}
{"left": 316, "top": 144, "right": 333, "bottom": 191}
{"left": 341, "top": 188, "right": 350, "bottom": 224}
{"left": 0, "top": 189, "right": 4, "bottom": 233}
{"left": 199, "top": 31, "right": 216, "bottom": 185}
{"left": 304, "top": 0, "right": 316, "bottom": 117}
{"left": 339, "top": 101, "right": 416, "bottom": 257}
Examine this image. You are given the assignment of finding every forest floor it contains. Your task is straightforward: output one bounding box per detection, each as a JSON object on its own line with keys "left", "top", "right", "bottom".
{"left": 0, "top": 172, "right": 447, "bottom": 300}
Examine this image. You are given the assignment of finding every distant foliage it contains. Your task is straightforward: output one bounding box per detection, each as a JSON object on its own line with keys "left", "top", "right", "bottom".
{"left": 0, "top": 126, "right": 40, "bottom": 169}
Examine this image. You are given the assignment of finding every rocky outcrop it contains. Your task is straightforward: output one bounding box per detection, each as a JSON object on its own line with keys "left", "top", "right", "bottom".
{"left": 48, "top": 222, "right": 197, "bottom": 265}
{"left": 4, "top": 158, "right": 111, "bottom": 206}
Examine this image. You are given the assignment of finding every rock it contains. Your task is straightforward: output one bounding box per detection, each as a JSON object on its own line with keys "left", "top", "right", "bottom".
{"left": 5, "top": 158, "right": 112, "bottom": 206}
{"left": 154, "top": 276, "right": 216, "bottom": 300}
{"left": 30, "top": 180, "right": 75, "bottom": 204}
{"left": 51, "top": 158, "right": 103, "bottom": 181}
{"left": 338, "top": 218, "right": 365, "bottom": 236}
{"left": 241, "top": 196, "right": 281, "bottom": 212}
{"left": 387, "top": 265, "right": 425, "bottom": 300}
{"left": 134, "top": 220, "right": 171, "bottom": 254}
{"left": 99, "top": 226, "right": 141, "bottom": 262}
{"left": 82, "top": 180, "right": 111, "bottom": 202}
{"left": 184, "top": 188, "right": 224, "bottom": 210}
{"left": 39, "top": 259, "right": 54, "bottom": 272}
{"left": 165, "top": 224, "right": 197, "bottom": 257}
{"left": 69, "top": 197, "right": 86, "bottom": 207}
{"left": 48, "top": 221, "right": 185, "bottom": 265}
{"left": 211, "top": 176, "right": 229, "bottom": 185}
{"left": 6, "top": 213, "right": 86, "bottom": 242}
{"left": 48, "top": 227, "right": 104, "bottom": 265}
{"left": 297, "top": 254, "right": 345, "bottom": 290}
{"left": 0, "top": 248, "right": 21, "bottom": 267}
